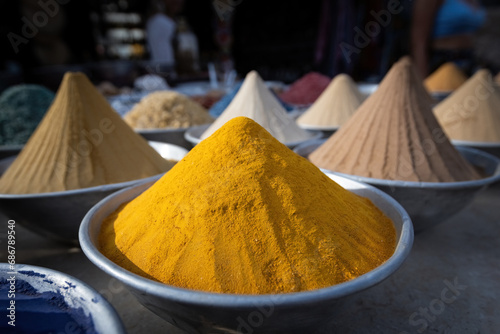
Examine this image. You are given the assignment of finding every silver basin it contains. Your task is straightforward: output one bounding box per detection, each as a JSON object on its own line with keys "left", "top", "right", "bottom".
{"left": 79, "top": 173, "right": 413, "bottom": 334}
{"left": 0, "top": 141, "right": 188, "bottom": 245}
{"left": 0, "top": 263, "right": 126, "bottom": 334}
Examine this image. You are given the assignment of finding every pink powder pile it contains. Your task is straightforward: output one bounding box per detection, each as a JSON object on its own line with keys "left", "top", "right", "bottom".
{"left": 279, "top": 72, "right": 331, "bottom": 106}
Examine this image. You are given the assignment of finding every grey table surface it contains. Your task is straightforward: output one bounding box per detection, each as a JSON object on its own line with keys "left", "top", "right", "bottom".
{"left": 0, "top": 184, "right": 498, "bottom": 334}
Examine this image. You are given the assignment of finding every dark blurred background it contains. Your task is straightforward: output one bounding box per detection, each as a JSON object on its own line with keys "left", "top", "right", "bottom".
{"left": 0, "top": 0, "right": 499, "bottom": 93}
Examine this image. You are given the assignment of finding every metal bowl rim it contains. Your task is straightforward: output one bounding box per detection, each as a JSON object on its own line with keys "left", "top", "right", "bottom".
{"left": 451, "top": 139, "right": 500, "bottom": 148}
{"left": 135, "top": 127, "right": 188, "bottom": 133}
{"left": 0, "top": 144, "right": 24, "bottom": 151}
{"left": 79, "top": 173, "right": 413, "bottom": 309}
{"left": 296, "top": 122, "right": 340, "bottom": 131}
{"left": 0, "top": 141, "right": 184, "bottom": 199}
{"left": 0, "top": 262, "right": 126, "bottom": 334}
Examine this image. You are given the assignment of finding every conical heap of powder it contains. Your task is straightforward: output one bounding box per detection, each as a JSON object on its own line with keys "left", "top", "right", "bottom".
{"left": 433, "top": 69, "right": 500, "bottom": 142}
{"left": 200, "top": 71, "right": 313, "bottom": 144}
{"left": 279, "top": 71, "right": 332, "bottom": 105}
{"left": 495, "top": 72, "right": 500, "bottom": 84}
{"left": 99, "top": 117, "right": 396, "bottom": 294}
{"left": 296, "top": 73, "right": 365, "bottom": 129}
{"left": 124, "top": 90, "right": 214, "bottom": 129}
{"left": 424, "top": 62, "right": 468, "bottom": 92}
{"left": 309, "top": 56, "right": 481, "bottom": 182}
{"left": 0, "top": 72, "right": 174, "bottom": 194}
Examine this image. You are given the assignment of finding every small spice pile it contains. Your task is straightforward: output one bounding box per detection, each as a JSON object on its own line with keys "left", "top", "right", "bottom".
{"left": 433, "top": 69, "right": 500, "bottom": 142}
{"left": 424, "top": 62, "right": 468, "bottom": 93}
{"left": 0, "top": 72, "right": 174, "bottom": 194}
{"left": 309, "top": 56, "right": 481, "bottom": 182}
{"left": 209, "top": 82, "right": 293, "bottom": 118}
{"left": 95, "top": 81, "right": 132, "bottom": 97}
{"left": 296, "top": 74, "right": 364, "bottom": 129}
{"left": 201, "top": 71, "right": 313, "bottom": 145}
{"left": 0, "top": 84, "right": 54, "bottom": 145}
{"left": 124, "top": 91, "right": 214, "bottom": 129}
{"left": 190, "top": 90, "right": 225, "bottom": 109}
{"left": 279, "top": 72, "right": 331, "bottom": 105}
{"left": 99, "top": 116, "right": 396, "bottom": 294}
{"left": 495, "top": 72, "right": 500, "bottom": 84}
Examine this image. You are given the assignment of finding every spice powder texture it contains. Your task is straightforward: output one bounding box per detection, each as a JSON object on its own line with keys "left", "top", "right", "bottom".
{"left": 0, "top": 72, "right": 174, "bottom": 194}
{"left": 99, "top": 117, "right": 396, "bottom": 295}
{"left": 124, "top": 91, "right": 214, "bottom": 129}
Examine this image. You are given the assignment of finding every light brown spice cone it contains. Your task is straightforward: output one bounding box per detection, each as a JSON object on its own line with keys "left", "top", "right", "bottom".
{"left": 0, "top": 72, "right": 174, "bottom": 194}
{"left": 309, "top": 56, "right": 481, "bottom": 182}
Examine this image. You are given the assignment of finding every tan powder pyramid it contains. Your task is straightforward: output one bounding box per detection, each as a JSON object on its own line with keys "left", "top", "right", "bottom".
{"left": 308, "top": 56, "right": 481, "bottom": 182}
{"left": 433, "top": 69, "right": 500, "bottom": 142}
{"left": 200, "top": 71, "right": 313, "bottom": 144}
{"left": 0, "top": 72, "right": 174, "bottom": 194}
{"left": 100, "top": 116, "right": 396, "bottom": 294}
{"left": 424, "top": 62, "right": 468, "bottom": 93}
{"left": 296, "top": 73, "right": 364, "bottom": 129}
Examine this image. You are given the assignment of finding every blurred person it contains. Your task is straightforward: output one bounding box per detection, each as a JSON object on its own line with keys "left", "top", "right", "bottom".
{"left": 145, "top": 0, "right": 185, "bottom": 65}
{"left": 411, "top": 0, "right": 486, "bottom": 77}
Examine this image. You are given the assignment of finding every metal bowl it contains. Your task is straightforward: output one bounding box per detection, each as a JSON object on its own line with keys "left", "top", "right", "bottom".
{"left": 184, "top": 123, "right": 324, "bottom": 149}
{"left": 136, "top": 127, "right": 196, "bottom": 151}
{"left": 294, "top": 139, "right": 500, "bottom": 231}
{"left": 357, "top": 83, "right": 449, "bottom": 104}
{"left": 79, "top": 173, "right": 413, "bottom": 334}
{"left": 0, "top": 263, "right": 126, "bottom": 334}
{"left": 452, "top": 140, "right": 500, "bottom": 159}
{"left": 296, "top": 123, "right": 338, "bottom": 139}
{"left": 0, "top": 141, "right": 188, "bottom": 245}
{"left": 0, "top": 144, "right": 23, "bottom": 160}
{"left": 429, "top": 91, "right": 452, "bottom": 103}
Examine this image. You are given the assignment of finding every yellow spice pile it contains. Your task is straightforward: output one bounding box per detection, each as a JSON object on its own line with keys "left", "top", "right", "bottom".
{"left": 424, "top": 62, "right": 468, "bottom": 93}
{"left": 99, "top": 116, "right": 396, "bottom": 295}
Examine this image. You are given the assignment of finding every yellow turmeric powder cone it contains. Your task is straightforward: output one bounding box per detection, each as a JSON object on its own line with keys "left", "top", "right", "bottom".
{"left": 99, "top": 116, "right": 396, "bottom": 294}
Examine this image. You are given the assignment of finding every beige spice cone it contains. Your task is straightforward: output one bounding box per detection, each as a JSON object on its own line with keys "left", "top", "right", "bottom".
{"left": 297, "top": 73, "right": 365, "bottom": 129}
{"left": 0, "top": 72, "right": 174, "bottom": 194}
